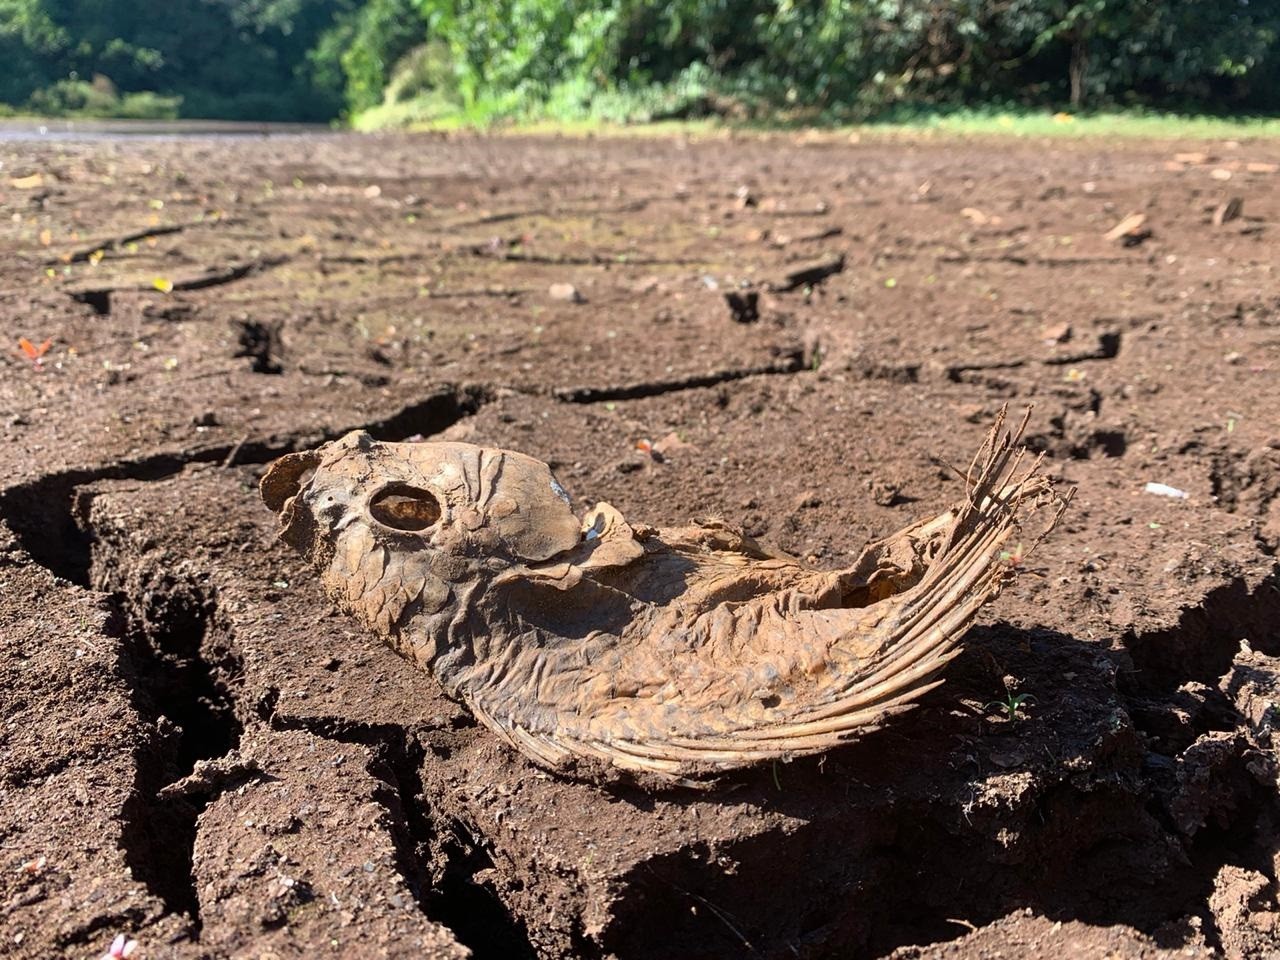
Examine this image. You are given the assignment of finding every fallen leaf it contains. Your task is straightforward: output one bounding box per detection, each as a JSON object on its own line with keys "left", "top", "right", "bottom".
{"left": 18, "top": 337, "right": 52, "bottom": 362}
{"left": 152, "top": 277, "right": 174, "bottom": 293}
{"left": 10, "top": 174, "right": 44, "bottom": 190}
{"left": 38, "top": 229, "right": 52, "bottom": 246}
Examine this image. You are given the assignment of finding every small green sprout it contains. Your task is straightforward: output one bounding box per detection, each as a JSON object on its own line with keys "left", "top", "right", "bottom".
{"left": 985, "top": 692, "right": 1035, "bottom": 722}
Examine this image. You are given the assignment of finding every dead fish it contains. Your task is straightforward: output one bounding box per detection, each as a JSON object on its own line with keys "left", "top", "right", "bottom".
{"left": 262, "top": 407, "right": 1068, "bottom": 783}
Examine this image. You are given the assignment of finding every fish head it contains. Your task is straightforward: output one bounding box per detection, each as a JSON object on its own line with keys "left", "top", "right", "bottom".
{"left": 260, "top": 430, "right": 585, "bottom": 664}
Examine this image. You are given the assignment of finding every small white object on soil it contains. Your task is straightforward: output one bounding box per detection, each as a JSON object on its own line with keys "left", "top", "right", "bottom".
{"left": 1144, "top": 482, "right": 1190, "bottom": 500}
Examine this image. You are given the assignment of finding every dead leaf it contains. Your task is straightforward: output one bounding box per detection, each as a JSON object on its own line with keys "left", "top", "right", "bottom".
{"left": 10, "top": 174, "right": 44, "bottom": 190}
{"left": 17, "top": 337, "right": 52, "bottom": 362}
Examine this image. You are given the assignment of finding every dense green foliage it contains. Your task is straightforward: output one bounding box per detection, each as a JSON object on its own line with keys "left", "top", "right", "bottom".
{"left": 2, "top": 0, "right": 1279, "bottom": 123}
{"left": 0, "top": 0, "right": 357, "bottom": 120}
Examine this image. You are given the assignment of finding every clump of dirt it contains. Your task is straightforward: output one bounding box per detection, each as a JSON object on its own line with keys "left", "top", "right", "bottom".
{"left": 2, "top": 131, "right": 1279, "bottom": 959}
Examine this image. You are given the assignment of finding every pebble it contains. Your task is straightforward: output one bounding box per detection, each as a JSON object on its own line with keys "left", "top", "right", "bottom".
{"left": 548, "top": 282, "right": 583, "bottom": 303}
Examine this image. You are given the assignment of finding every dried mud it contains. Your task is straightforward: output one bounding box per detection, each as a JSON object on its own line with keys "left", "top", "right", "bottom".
{"left": 2, "top": 131, "right": 1279, "bottom": 959}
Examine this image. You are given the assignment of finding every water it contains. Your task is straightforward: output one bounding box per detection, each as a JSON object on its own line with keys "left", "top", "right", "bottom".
{"left": 0, "top": 117, "right": 330, "bottom": 142}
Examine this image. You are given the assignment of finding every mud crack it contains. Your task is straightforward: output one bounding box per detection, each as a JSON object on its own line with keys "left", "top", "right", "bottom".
{"left": 104, "top": 567, "right": 243, "bottom": 928}
{"left": 65, "top": 255, "right": 289, "bottom": 316}
{"left": 264, "top": 712, "right": 536, "bottom": 960}
{"left": 552, "top": 348, "right": 805, "bottom": 404}
{"left": 0, "top": 383, "right": 490, "bottom": 586}
{"left": 1117, "top": 571, "right": 1280, "bottom": 697}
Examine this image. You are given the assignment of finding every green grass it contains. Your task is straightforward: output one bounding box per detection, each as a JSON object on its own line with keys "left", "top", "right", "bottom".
{"left": 861, "top": 108, "right": 1280, "bottom": 139}
{"left": 356, "top": 99, "right": 1280, "bottom": 141}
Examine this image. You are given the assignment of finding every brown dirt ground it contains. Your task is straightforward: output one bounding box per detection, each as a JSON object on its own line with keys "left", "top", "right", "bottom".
{"left": 1, "top": 130, "right": 1279, "bottom": 959}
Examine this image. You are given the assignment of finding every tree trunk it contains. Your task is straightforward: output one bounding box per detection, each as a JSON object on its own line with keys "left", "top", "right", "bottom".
{"left": 1069, "top": 33, "right": 1088, "bottom": 108}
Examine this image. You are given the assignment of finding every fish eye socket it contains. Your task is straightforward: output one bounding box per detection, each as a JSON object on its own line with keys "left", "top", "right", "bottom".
{"left": 369, "top": 484, "right": 442, "bottom": 532}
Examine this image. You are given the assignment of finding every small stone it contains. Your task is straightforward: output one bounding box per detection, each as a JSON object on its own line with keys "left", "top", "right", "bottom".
{"left": 1040, "top": 322, "right": 1072, "bottom": 344}
{"left": 1212, "top": 197, "right": 1243, "bottom": 227}
{"left": 869, "top": 479, "right": 901, "bottom": 507}
{"left": 548, "top": 283, "right": 583, "bottom": 303}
